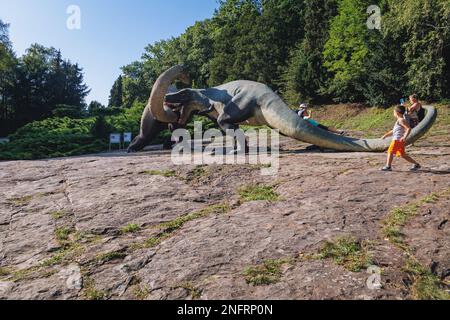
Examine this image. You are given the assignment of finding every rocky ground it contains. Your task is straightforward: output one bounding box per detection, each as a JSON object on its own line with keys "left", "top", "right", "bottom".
{"left": 0, "top": 125, "right": 449, "bottom": 300}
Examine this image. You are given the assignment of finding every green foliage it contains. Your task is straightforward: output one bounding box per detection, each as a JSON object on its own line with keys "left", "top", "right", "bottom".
{"left": 95, "top": 251, "right": 127, "bottom": 263}
{"left": 108, "top": 75, "right": 124, "bottom": 108}
{"left": 83, "top": 277, "right": 106, "bottom": 300}
{"left": 318, "top": 236, "right": 373, "bottom": 272}
{"left": 143, "top": 170, "right": 177, "bottom": 178}
{"left": 323, "top": 0, "right": 376, "bottom": 102}
{"left": 140, "top": 203, "right": 231, "bottom": 249}
{"left": 244, "top": 258, "right": 291, "bottom": 286}
{"left": 55, "top": 227, "right": 73, "bottom": 244}
{"left": 0, "top": 101, "right": 165, "bottom": 160}
{"left": 403, "top": 258, "right": 450, "bottom": 300}
{"left": 52, "top": 104, "right": 87, "bottom": 118}
{"left": 87, "top": 100, "right": 106, "bottom": 116}
{"left": 238, "top": 184, "right": 280, "bottom": 202}
{"left": 281, "top": 0, "right": 338, "bottom": 104}
{"left": 120, "top": 223, "right": 141, "bottom": 234}
{"left": 383, "top": 0, "right": 450, "bottom": 100}
{"left": 0, "top": 117, "right": 103, "bottom": 160}
{"left": 1, "top": 43, "right": 89, "bottom": 136}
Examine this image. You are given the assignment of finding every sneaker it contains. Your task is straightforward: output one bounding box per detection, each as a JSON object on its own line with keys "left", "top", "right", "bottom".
{"left": 410, "top": 164, "right": 421, "bottom": 171}
{"left": 381, "top": 166, "right": 392, "bottom": 172}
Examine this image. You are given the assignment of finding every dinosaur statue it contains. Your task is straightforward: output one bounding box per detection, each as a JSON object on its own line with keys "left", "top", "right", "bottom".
{"left": 128, "top": 65, "right": 437, "bottom": 153}
{"left": 128, "top": 66, "right": 191, "bottom": 152}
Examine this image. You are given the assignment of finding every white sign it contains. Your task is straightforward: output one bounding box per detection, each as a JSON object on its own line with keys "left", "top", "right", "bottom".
{"left": 123, "top": 132, "right": 132, "bottom": 143}
{"left": 110, "top": 133, "right": 121, "bottom": 144}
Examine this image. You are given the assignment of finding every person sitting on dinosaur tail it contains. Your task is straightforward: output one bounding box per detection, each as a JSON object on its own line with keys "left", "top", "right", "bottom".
{"left": 298, "top": 104, "right": 346, "bottom": 136}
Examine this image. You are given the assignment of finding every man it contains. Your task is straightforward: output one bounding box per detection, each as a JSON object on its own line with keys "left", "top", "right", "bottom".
{"left": 298, "top": 103, "right": 345, "bottom": 135}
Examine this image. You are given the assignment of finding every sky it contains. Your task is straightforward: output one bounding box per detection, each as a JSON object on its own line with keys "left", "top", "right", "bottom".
{"left": 0, "top": 0, "right": 219, "bottom": 106}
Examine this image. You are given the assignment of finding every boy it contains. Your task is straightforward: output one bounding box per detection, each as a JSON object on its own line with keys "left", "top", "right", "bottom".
{"left": 381, "top": 105, "right": 421, "bottom": 172}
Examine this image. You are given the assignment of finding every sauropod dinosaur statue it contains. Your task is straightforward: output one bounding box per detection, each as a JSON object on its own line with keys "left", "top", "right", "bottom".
{"left": 128, "top": 65, "right": 437, "bottom": 153}
{"left": 128, "top": 66, "right": 191, "bottom": 152}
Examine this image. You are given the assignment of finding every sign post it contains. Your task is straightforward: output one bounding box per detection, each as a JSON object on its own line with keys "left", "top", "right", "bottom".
{"left": 123, "top": 132, "right": 132, "bottom": 149}
{"left": 109, "top": 133, "right": 121, "bottom": 151}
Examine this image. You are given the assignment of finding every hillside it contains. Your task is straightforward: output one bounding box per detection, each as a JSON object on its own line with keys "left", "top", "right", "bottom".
{"left": 0, "top": 104, "right": 449, "bottom": 300}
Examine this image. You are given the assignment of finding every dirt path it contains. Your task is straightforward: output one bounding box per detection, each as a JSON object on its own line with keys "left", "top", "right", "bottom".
{"left": 0, "top": 136, "right": 448, "bottom": 300}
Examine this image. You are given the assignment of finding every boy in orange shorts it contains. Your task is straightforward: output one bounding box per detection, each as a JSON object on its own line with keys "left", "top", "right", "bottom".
{"left": 381, "top": 106, "right": 421, "bottom": 172}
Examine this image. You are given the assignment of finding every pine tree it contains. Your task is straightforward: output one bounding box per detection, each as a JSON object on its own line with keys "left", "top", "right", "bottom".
{"left": 108, "top": 75, "right": 124, "bottom": 108}
{"left": 281, "top": 0, "right": 338, "bottom": 104}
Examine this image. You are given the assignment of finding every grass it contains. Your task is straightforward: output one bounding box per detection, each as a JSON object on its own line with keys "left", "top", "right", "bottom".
{"left": 9, "top": 195, "right": 33, "bottom": 206}
{"left": 143, "top": 170, "right": 177, "bottom": 178}
{"left": 420, "top": 193, "right": 440, "bottom": 204}
{"left": 41, "top": 243, "right": 83, "bottom": 267}
{"left": 382, "top": 189, "right": 450, "bottom": 300}
{"left": 317, "top": 236, "right": 373, "bottom": 272}
{"left": 174, "top": 282, "right": 202, "bottom": 299}
{"left": 95, "top": 250, "right": 127, "bottom": 264}
{"left": 120, "top": 223, "right": 141, "bottom": 234}
{"left": 133, "top": 285, "right": 150, "bottom": 300}
{"left": 317, "top": 106, "right": 392, "bottom": 136}
{"left": 382, "top": 204, "right": 419, "bottom": 248}
{"left": 50, "top": 211, "right": 66, "bottom": 220}
{"left": 238, "top": 184, "right": 280, "bottom": 202}
{"left": 83, "top": 277, "right": 106, "bottom": 300}
{"left": 161, "top": 203, "right": 231, "bottom": 232}
{"left": 0, "top": 267, "right": 12, "bottom": 277}
{"left": 141, "top": 203, "right": 231, "bottom": 249}
{"left": 185, "top": 166, "right": 208, "bottom": 183}
{"left": 55, "top": 227, "right": 74, "bottom": 244}
{"left": 10, "top": 266, "right": 41, "bottom": 282}
{"left": 382, "top": 192, "right": 443, "bottom": 248}
{"left": 244, "top": 258, "right": 292, "bottom": 286}
{"left": 144, "top": 234, "right": 169, "bottom": 248}
{"left": 403, "top": 258, "right": 450, "bottom": 300}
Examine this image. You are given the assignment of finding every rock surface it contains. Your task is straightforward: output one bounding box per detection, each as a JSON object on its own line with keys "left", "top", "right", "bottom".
{"left": 0, "top": 134, "right": 449, "bottom": 300}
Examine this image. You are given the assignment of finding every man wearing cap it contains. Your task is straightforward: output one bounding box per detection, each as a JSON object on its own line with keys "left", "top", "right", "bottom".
{"left": 297, "top": 103, "right": 345, "bottom": 135}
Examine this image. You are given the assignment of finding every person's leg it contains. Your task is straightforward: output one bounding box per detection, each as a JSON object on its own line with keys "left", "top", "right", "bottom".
{"left": 329, "top": 127, "right": 345, "bottom": 135}
{"left": 317, "top": 124, "right": 344, "bottom": 135}
{"left": 402, "top": 154, "right": 419, "bottom": 165}
{"left": 386, "top": 153, "right": 394, "bottom": 167}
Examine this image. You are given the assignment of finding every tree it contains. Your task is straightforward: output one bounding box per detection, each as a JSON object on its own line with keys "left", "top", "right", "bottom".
{"left": 0, "top": 40, "right": 89, "bottom": 135}
{"left": 52, "top": 104, "right": 87, "bottom": 118}
{"left": 383, "top": 0, "right": 450, "bottom": 100}
{"left": 0, "top": 20, "right": 16, "bottom": 125}
{"left": 281, "top": 0, "right": 338, "bottom": 104}
{"left": 322, "top": 0, "right": 377, "bottom": 102}
{"left": 108, "top": 75, "right": 124, "bottom": 108}
{"left": 88, "top": 100, "right": 106, "bottom": 116}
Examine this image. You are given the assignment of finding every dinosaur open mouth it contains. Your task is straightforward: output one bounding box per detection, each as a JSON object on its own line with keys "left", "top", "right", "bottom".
{"left": 164, "top": 102, "right": 183, "bottom": 111}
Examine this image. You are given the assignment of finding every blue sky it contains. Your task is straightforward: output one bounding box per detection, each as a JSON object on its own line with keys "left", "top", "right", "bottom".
{"left": 0, "top": 0, "right": 219, "bottom": 105}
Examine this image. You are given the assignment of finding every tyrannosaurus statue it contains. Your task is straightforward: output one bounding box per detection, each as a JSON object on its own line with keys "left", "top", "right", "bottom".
{"left": 128, "top": 65, "right": 437, "bottom": 153}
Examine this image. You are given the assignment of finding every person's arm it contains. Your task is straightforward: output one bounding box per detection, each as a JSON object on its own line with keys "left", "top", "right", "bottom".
{"left": 304, "top": 110, "right": 312, "bottom": 120}
{"left": 409, "top": 103, "right": 420, "bottom": 112}
{"left": 399, "top": 119, "right": 411, "bottom": 142}
{"left": 382, "top": 130, "right": 393, "bottom": 139}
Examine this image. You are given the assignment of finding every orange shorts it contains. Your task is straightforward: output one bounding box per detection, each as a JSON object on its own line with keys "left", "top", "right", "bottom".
{"left": 388, "top": 140, "right": 405, "bottom": 157}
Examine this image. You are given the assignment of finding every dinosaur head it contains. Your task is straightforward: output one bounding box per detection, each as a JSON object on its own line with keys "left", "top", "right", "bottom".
{"left": 149, "top": 65, "right": 191, "bottom": 123}
{"left": 165, "top": 89, "right": 211, "bottom": 124}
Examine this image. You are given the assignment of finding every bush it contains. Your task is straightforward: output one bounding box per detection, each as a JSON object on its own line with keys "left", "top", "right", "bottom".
{"left": 0, "top": 101, "right": 174, "bottom": 160}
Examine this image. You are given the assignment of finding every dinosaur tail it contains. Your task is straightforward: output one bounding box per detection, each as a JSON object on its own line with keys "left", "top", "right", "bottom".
{"left": 262, "top": 98, "right": 437, "bottom": 152}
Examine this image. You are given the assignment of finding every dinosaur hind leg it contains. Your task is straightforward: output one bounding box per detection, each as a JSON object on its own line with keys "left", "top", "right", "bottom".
{"left": 217, "top": 96, "right": 253, "bottom": 153}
